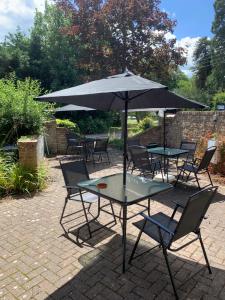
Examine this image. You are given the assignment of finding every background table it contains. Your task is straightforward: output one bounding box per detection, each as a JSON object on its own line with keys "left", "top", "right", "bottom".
{"left": 148, "top": 147, "right": 189, "bottom": 181}
{"left": 78, "top": 173, "right": 172, "bottom": 272}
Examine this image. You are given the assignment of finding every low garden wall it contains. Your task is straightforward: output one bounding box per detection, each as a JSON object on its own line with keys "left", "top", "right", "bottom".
{"left": 45, "top": 120, "right": 69, "bottom": 155}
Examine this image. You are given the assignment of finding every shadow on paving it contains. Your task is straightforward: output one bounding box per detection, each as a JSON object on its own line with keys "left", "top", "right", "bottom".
{"left": 47, "top": 234, "right": 225, "bottom": 300}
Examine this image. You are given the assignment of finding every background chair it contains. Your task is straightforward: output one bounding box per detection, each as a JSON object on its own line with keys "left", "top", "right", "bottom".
{"left": 175, "top": 146, "right": 216, "bottom": 189}
{"left": 128, "top": 145, "right": 164, "bottom": 181}
{"left": 178, "top": 140, "right": 197, "bottom": 164}
{"left": 129, "top": 186, "right": 218, "bottom": 300}
{"left": 91, "top": 138, "right": 110, "bottom": 165}
{"left": 66, "top": 131, "right": 84, "bottom": 157}
{"left": 127, "top": 138, "right": 141, "bottom": 170}
{"left": 59, "top": 158, "right": 116, "bottom": 242}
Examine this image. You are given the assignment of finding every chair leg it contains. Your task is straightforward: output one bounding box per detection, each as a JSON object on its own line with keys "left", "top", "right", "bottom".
{"left": 174, "top": 169, "right": 182, "bottom": 186}
{"left": 194, "top": 172, "right": 201, "bottom": 190}
{"left": 161, "top": 246, "right": 179, "bottom": 300}
{"left": 148, "top": 198, "right": 151, "bottom": 216}
{"left": 79, "top": 192, "right": 92, "bottom": 239}
{"left": 129, "top": 219, "right": 147, "bottom": 264}
{"left": 206, "top": 169, "right": 213, "bottom": 186}
{"left": 60, "top": 197, "right": 68, "bottom": 224}
{"left": 106, "top": 152, "right": 110, "bottom": 164}
{"left": 198, "top": 231, "right": 212, "bottom": 274}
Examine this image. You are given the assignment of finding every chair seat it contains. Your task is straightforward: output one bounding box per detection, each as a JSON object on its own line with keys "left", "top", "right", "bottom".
{"left": 178, "top": 163, "right": 198, "bottom": 173}
{"left": 70, "top": 192, "right": 98, "bottom": 203}
{"left": 133, "top": 213, "right": 177, "bottom": 246}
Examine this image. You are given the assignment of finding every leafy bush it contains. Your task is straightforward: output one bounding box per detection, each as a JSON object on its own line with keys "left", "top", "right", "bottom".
{"left": 109, "top": 138, "right": 123, "bottom": 150}
{"left": 56, "top": 118, "right": 80, "bottom": 134}
{"left": 77, "top": 116, "right": 109, "bottom": 134}
{"left": 0, "top": 154, "right": 48, "bottom": 197}
{"left": 138, "top": 117, "right": 155, "bottom": 131}
{"left": 212, "top": 92, "right": 225, "bottom": 109}
{"left": 0, "top": 75, "right": 52, "bottom": 145}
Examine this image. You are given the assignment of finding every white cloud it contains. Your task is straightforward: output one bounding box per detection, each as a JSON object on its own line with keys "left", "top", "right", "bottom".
{"left": 0, "top": 0, "right": 52, "bottom": 41}
{"left": 166, "top": 34, "right": 201, "bottom": 77}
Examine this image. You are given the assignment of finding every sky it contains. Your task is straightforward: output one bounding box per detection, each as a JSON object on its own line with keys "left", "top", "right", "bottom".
{"left": 0, "top": 0, "right": 215, "bottom": 76}
{"left": 161, "top": 0, "right": 214, "bottom": 76}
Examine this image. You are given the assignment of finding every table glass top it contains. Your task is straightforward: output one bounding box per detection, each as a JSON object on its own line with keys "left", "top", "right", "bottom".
{"left": 147, "top": 147, "right": 189, "bottom": 157}
{"left": 77, "top": 173, "right": 172, "bottom": 204}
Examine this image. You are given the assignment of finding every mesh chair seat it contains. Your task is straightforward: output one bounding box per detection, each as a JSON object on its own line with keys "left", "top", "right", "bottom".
{"left": 133, "top": 212, "right": 177, "bottom": 246}
{"left": 178, "top": 163, "right": 198, "bottom": 173}
{"left": 70, "top": 192, "right": 98, "bottom": 203}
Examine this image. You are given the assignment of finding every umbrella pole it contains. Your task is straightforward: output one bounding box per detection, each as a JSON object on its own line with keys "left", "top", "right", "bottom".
{"left": 163, "top": 110, "right": 166, "bottom": 150}
{"left": 123, "top": 95, "right": 128, "bottom": 186}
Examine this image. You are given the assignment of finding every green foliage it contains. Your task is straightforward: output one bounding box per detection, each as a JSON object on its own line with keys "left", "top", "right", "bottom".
{"left": 138, "top": 117, "right": 155, "bottom": 131}
{"left": 77, "top": 116, "right": 110, "bottom": 134}
{"left": 56, "top": 119, "right": 80, "bottom": 134}
{"left": 174, "top": 76, "right": 211, "bottom": 105}
{"left": 0, "top": 4, "right": 79, "bottom": 91}
{"left": 0, "top": 155, "right": 48, "bottom": 197}
{"left": 193, "top": 37, "right": 212, "bottom": 90}
{"left": 212, "top": 92, "right": 225, "bottom": 109}
{"left": 109, "top": 138, "right": 123, "bottom": 150}
{"left": 211, "top": 0, "right": 225, "bottom": 91}
{"left": 0, "top": 76, "right": 51, "bottom": 145}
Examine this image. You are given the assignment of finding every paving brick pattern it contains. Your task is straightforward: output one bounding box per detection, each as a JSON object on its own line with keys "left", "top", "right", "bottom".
{"left": 0, "top": 150, "right": 225, "bottom": 300}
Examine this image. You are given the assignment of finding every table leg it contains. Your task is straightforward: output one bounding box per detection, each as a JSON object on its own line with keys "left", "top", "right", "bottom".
{"left": 122, "top": 204, "right": 127, "bottom": 273}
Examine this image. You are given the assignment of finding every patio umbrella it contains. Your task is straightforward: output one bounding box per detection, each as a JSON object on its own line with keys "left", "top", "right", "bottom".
{"left": 37, "top": 69, "right": 207, "bottom": 185}
{"left": 55, "top": 104, "right": 95, "bottom": 112}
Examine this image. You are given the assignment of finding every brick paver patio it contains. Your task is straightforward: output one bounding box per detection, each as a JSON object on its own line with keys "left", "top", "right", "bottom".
{"left": 1, "top": 150, "right": 225, "bottom": 300}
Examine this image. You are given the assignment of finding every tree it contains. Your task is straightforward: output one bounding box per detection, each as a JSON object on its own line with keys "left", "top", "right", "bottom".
{"left": 211, "top": 0, "right": 225, "bottom": 91}
{"left": 174, "top": 73, "right": 211, "bottom": 105}
{"left": 56, "top": 0, "right": 186, "bottom": 83}
{"left": 0, "top": 29, "right": 30, "bottom": 79}
{"left": 29, "top": 3, "right": 80, "bottom": 90}
{"left": 193, "top": 37, "right": 212, "bottom": 90}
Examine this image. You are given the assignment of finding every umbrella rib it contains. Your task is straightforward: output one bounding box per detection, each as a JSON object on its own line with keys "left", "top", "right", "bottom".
{"left": 128, "top": 89, "right": 151, "bottom": 101}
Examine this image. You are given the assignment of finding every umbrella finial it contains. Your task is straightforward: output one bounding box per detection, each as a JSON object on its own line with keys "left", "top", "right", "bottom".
{"left": 124, "top": 67, "right": 134, "bottom": 77}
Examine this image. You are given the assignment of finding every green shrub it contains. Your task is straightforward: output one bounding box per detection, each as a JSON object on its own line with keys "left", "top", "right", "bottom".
{"left": 0, "top": 154, "right": 48, "bottom": 197}
{"left": 77, "top": 116, "right": 109, "bottom": 134}
{"left": 138, "top": 117, "right": 155, "bottom": 131}
{"left": 0, "top": 75, "right": 52, "bottom": 146}
{"left": 56, "top": 118, "right": 80, "bottom": 134}
{"left": 109, "top": 138, "right": 123, "bottom": 150}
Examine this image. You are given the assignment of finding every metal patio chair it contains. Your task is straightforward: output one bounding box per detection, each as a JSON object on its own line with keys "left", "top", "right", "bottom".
{"left": 66, "top": 131, "right": 84, "bottom": 157}
{"left": 175, "top": 146, "right": 216, "bottom": 189}
{"left": 91, "top": 138, "right": 110, "bottom": 165}
{"left": 129, "top": 186, "right": 218, "bottom": 300}
{"left": 176, "top": 140, "right": 197, "bottom": 166}
{"left": 127, "top": 138, "right": 141, "bottom": 170}
{"left": 59, "top": 158, "right": 116, "bottom": 243}
{"left": 128, "top": 145, "right": 164, "bottom": 181}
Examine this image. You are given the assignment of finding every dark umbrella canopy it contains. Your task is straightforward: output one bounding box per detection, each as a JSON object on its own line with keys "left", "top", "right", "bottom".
{"left": 37, "top": 70, "right": 207, "bottom": 185}
{"left": 38, "top": 70, "right": 205, "bottom": 111}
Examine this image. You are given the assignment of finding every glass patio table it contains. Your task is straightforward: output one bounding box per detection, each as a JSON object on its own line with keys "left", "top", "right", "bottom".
{"left": 77, "top": 173, "right": 172, "bottom": 272}
{"left": 147, "top": 147, "right": 189, "bottom": 181}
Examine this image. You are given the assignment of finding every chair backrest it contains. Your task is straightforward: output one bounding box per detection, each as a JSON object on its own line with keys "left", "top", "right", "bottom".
{"left": 172, "top": 186, "right": 218, "bottom": 243}
{"left": 128, "top": 145, "right": 150, "bottom": 170}
{"left": 94, "top": 138, "right": 109, "bottom": 152}
{"left": 197, "top": 146, "right": 217, "bottom": 171}
{"left": 180, "top": 140, "right": 197, "bottom": 159}
{"left": 66, "top": 131, "right": 80, "bottom": 143}
{"left": 59, "top": 159, "right": 89, "bottom": 196}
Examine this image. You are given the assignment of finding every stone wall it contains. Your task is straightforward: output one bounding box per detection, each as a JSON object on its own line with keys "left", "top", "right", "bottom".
{"left": 44, "top": 119, "right": 69, "bottom": 155}
{"left": 18, "top": 136, "right": 44, "bottom": 170}
{"left": 166, "top": 111, "right": 225, "bottom": 148}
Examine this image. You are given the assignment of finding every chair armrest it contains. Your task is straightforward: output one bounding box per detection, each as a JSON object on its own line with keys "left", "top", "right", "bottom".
{"left": 172, "top": 201, "right": 185, "bottom": 210}
{"left": 63, "top": 185, "right": 78, "bottom": 189}
{"left": 140, "top": 213, "right": 174, "bottom": 235}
